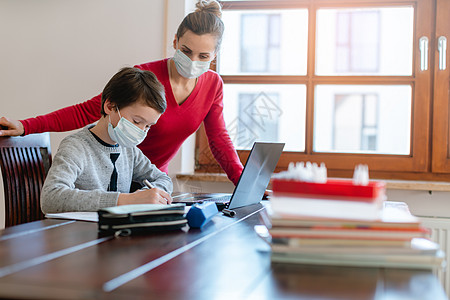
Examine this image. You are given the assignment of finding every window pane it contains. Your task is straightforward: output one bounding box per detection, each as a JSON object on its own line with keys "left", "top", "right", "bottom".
{"left": 314, "top": 85, "right": 411, "bottom": 154}
{"left": 223, "top": 84, "right": 306, "bottom": 151}
{"left": 219, "top": 9, "right": 308, "bottom": 75}
{"left": 316, "top": 7, "right": 414, "bottom": 76}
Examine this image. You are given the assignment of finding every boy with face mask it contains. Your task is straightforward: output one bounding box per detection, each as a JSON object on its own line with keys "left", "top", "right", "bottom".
{"left": 40, "top": 67, "right": 173, "bottom": 213}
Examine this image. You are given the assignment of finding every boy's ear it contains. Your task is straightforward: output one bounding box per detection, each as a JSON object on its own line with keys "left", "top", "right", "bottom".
{"left": 173, "top": 35, "right": 178, "bottom": 50}
{"left": 104, "top": 99, "right": 115, "bottom": 115}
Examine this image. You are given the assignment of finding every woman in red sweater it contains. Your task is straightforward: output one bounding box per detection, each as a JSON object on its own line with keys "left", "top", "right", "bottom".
{"left": 0, "top": 0, "right": 244, "bottom": 185}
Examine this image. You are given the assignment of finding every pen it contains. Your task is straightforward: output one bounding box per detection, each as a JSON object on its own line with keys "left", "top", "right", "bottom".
{"left": 143, "top": 179, "right": 154, "bottom": 189}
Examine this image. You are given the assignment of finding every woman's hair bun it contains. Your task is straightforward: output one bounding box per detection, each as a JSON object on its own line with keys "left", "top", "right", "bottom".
{"left": 195, "top": 0, "right": 222, "bottom": 18}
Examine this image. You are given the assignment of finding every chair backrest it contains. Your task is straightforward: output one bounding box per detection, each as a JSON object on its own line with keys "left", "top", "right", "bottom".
{"left": 0, "top": 133, "right": 52, "bottom": 227}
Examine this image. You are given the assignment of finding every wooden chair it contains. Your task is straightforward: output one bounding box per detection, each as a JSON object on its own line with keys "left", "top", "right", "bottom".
{"left": 0, "top": 133, "right": 52, "bottom": 227}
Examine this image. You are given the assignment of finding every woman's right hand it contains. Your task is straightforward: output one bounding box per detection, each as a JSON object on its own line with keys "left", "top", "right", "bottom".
{"left": 0, "top": 117, "right": 25, "bottom": 136}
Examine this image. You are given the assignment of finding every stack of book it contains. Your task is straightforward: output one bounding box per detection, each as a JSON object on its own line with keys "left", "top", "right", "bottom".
{"left": 268, "top": 178, "right": 445, "bottom": 269}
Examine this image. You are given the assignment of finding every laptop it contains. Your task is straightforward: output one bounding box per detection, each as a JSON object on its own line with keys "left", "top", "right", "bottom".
{"left": 172, "top": 142, "right": 285, "bottom": 210}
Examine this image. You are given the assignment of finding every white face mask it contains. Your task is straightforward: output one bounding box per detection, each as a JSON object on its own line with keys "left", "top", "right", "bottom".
{"left": 173, "top": 49, "right": 212, "bottom": 79}
{"left": 107, "top": 109, "right": 147, "bottom": 147}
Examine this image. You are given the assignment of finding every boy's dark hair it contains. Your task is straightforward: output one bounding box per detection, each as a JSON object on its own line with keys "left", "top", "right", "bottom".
{"left": 101, "top": 67, "right": 166, "bottom": 116}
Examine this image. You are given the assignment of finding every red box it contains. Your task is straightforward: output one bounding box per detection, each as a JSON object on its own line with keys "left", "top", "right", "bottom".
{"left": 272, "top": 178, "right": 386, "bottom": 203}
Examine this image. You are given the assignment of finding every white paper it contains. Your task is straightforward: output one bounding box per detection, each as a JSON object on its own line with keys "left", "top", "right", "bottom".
{"left": 45, "top": 207, "right": 191, "bottom": 222}
{"left": 45, "top": 212, "right": 98, "bottom": 222}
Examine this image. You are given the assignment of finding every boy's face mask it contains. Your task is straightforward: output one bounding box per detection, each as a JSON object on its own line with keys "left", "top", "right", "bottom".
{"left": 172, "top": 48, "right": 212, "bottom": 79}
{"left": 107, "top": 109, "right": 147, "bottom": 147}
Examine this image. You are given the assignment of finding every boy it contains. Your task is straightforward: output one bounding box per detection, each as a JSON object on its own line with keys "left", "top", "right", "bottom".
{"left": 41, "top": 67, "right": 173, "bottom": 213}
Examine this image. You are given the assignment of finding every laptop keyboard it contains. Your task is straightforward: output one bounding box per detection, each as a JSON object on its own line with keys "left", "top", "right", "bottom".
{"left": 201, "top": 195, "right": 232, "bottom": 203}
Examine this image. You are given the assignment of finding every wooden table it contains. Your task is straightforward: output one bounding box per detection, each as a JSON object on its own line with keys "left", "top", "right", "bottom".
{"left": 0, "top": 203, "right": 446, "bottom": 299}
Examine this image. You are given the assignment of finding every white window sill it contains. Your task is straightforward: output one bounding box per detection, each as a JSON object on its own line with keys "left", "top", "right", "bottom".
{"left": 176, "top": 173, "right": 450, "bottom": 192}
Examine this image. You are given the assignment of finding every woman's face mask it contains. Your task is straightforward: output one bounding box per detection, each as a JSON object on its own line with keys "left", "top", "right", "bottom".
{"left": 172, "top": 47, "right": 213, "bottom": 79}
{"left": 107, "top": 109, "right": 147, "bottom": 147}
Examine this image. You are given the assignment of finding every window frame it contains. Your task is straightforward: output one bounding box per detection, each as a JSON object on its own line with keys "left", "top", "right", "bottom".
{"left": 431, "top": 0, "right": 450, "bottom": 174}
{"left": 196, "top": 0, "right": 450, "bottom": 181}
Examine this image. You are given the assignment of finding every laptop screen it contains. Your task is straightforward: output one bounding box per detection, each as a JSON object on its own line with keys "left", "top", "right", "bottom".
{"left": 228, "top": 142, "right": 285, "bottom": 209}
{"left": 171, "top": 142, "right": 285, "bottom": 210}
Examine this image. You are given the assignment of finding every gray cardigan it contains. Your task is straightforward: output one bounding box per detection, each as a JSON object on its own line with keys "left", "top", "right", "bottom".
{"left": 40, "top": 126, "right": 173, "bottom": 213}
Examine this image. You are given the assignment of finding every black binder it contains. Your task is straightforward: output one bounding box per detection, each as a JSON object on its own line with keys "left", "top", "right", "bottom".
{"left": 98, "top": 204, "right": 187, "bottom": 236}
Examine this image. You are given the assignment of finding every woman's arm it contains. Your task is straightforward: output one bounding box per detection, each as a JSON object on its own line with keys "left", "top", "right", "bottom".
{"left": 203, "top": 78, "right": 244, "bottom": 186}
{"left": 0, "top": 94, "right": 102, "bottom": 136}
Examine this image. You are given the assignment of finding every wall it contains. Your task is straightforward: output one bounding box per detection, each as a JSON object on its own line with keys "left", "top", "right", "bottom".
{"left": 0, "top": 0, "right": 198, "bottom": 228}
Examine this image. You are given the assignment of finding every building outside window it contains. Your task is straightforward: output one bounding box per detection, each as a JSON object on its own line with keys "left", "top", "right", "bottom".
{"left": 240, "top": 14, "right": 281, "bottom": 73}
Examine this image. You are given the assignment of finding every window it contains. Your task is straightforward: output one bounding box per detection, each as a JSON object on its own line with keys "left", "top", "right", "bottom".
{"left": 222, "top": 84, "right": 306, "bottom": 151}
{"left": 196, "top": 0, "right": 450, "bottom": 181}
{"left": 240, "top": 14, "right": 281, "bottom": 73}
{"left": 332, "top": 93, "right": 379, "bottom": 152}
{"left": 219, "top": 8, "right": 308, "bottom": 76}
{"left": 335, "top": 10, "right": 380, "bottom": 73}
{"left": 234, "top": 92, "right": 280, "bottom": 148}
{"left": 314, "top": 85, "right": 411, "bottom": 155}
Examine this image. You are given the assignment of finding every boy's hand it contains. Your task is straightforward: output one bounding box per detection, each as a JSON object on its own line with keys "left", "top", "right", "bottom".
{"left": 0, "top": 117, "right": 25, "bottom": 136}
{"left": 118, "top": 188, "right": 173, "bottom": 205}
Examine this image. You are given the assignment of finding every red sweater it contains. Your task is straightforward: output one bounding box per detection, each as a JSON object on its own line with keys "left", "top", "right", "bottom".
{"left": 21, "top": 59, "right": 243, "bottom": 185}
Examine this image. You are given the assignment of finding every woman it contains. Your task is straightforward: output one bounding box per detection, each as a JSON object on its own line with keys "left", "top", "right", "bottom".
{"left": 0, "top": 0, "right": 244, "bottom": 185}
